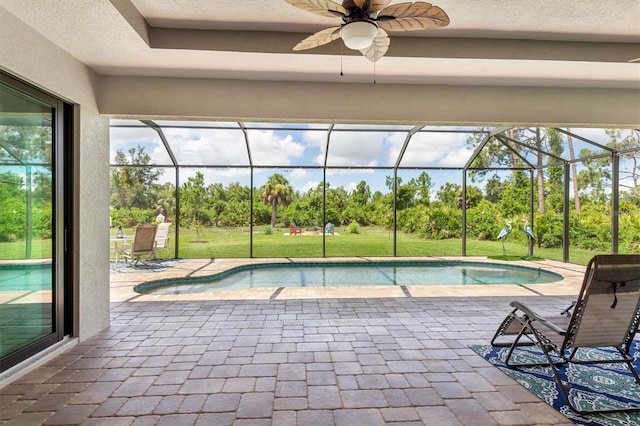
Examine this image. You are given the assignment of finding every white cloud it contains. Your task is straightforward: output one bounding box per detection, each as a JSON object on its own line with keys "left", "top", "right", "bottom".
{"left": 303, "top": 130, "right": 327, "bottom": 148}
{"left": 326, "top": 131, "right": 394, "bottom": 167}
{"left": 164, "top": 128, "right": 249, "bottom": 165}
{"left": 248, "top": 130, "right": 305, "bottom": 166}
{"left": 384, "top": 132, "right": 408, "bottom": 165}
{"left": 289, "top": 169, "right": 308, "bottom": 179}
{"left": 345, "top": 181, "right": 359, "bottom": 193}
{"left": 400, "top": 133, "right": 473, "bottom": 167}
{"left": 299, "top": 180, "right": 320, "bottom": 192}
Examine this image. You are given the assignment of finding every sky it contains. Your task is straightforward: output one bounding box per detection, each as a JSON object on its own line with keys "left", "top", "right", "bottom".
{"left": 109, "top": 121, "right": 638, "bottom": 196}
{"left": 109, "top": 121, "right": 486, "bottom": 194}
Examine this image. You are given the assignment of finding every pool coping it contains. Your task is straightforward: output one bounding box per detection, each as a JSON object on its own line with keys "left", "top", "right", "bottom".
{"left": 110, "top": 256, "right": 587, "bottom": 302}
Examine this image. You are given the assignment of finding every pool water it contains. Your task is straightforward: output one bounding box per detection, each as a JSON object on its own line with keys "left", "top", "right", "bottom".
{"left": 136, "top": 261, "right": 563, "bottom": 295}
{"left": 0, "top": 264, "right": 52, "bottom": 291}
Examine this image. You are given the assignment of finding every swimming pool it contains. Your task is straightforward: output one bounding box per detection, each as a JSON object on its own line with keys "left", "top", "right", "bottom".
{"left": 135, "top": 260, "right": 563, "bottom": 295}
{"left": 0, "top": 263, "right": 52, "bottom": 291}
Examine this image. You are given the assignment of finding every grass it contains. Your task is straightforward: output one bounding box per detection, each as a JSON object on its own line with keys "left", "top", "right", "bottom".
{"left": 0, "top": 226, "right": 602, "bottom": 265}
{"left": 0, "top": 239, "right": 52, "bottom": 260}
{"left": 120, "top": 225, "right": 599, "bottom": 265}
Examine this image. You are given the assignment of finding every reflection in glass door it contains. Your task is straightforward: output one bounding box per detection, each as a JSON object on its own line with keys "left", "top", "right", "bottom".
{"left": 0, "top": 75, "right": 64, "bottom": 370}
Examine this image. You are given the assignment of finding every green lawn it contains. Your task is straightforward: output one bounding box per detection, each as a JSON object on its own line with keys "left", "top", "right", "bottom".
{"left": 134, "top": 225, "right": 598, "bottom": 265}
{"left": 0, "top": 226, "right": 599, "bottom": 265}
{"left": 0, "top": 239, "right": 52, "bottom": 260}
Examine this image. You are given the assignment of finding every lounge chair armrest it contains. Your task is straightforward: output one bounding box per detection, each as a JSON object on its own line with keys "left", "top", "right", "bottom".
{"left": 509, "top": 301, "right": 566, "bottom": 334}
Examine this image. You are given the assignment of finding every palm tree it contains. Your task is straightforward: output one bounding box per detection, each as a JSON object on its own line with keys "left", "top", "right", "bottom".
{"left": 262, "top": 174, "right": 293, "bottom": 227}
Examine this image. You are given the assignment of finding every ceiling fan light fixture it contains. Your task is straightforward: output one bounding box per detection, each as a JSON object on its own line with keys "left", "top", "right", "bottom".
{"left": 340, "top": 21, "right": 377, "bottom": 50}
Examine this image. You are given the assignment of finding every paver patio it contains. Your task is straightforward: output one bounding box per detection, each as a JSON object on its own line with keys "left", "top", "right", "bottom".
{"left": 0, "top": 258, "right": 586, "bottom": 425}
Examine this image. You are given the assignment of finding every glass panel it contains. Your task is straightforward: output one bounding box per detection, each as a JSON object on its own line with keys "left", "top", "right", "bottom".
{"left": 164, "top": 127, "right": 249, "bottom": 166}
{"left": 400, "top": 131, "right": 478, "bottom": 168}
{"left": 252, "top": 168, "right": 323, "bottom": 258}
{"left": 614, "top": 130, "right": 640, "bottom": 255}
{"left": 177, "top": 167, "right": 251, "bottom": 258}
{"left": 569, "top": 155, "right": 613, "bottom": 265}
{"left": 552, "top": 128, "right": 610, "bottom": 163}
{"left": 110, "top": 126, "right": 173, "bottom": 165}
{"left": 246, "top": 128, "right": 320, "bottom": 167}
{"left": 530, "top": 161, "right": 565, "bottom": 262}
{"left": 0, "top": 144, "right": 21, "bottom": 164}
{"left": 0, "top": 83, "right": 54, "bottom": 360}
{"left": 464, "top": 169, "right": 532, "bottom": 257}
{"left": 327, "top": 130, "right": 407, "bottom": 167}
{"left": 109, "top": 162, "right": 172, "bottom": 262}
{"left": 324, "top": 168, "right": 392, "bottom": 257}
{"left": 396, "top": 169, "right": 463, "bottom": 256}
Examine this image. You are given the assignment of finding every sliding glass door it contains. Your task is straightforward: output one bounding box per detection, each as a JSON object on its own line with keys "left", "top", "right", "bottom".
{"left": 0, "top": 73, "right": 68, "bottom": 371}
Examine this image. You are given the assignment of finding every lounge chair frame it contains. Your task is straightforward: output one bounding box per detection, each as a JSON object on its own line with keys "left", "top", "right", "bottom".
{"left": 491, "top": 254, "right": 640, "bottom": 415}
{"left": 123, "top": 224, "right": 158, "bottom": 266}
{"left": 154, "top": 222, "right": 171, "bottom": 254}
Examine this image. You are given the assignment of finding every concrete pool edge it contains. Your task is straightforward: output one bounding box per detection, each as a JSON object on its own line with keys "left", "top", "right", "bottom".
{"left": 110, "top": 256, "right": 587, "bottom": 302}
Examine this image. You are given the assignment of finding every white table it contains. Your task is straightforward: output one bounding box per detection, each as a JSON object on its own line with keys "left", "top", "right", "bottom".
{"left": 110, "top": 236, "right": 133, "bottom": 264}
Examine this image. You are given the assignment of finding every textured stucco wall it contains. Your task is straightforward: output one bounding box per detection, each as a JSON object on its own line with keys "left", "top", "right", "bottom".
{"left": 0, "top": 7, "right": 110, "bottom": 340}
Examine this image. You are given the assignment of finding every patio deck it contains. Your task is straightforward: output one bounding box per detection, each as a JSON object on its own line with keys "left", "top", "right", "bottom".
{"left": 0, "top": 257, "right": 586, "bottom": 425}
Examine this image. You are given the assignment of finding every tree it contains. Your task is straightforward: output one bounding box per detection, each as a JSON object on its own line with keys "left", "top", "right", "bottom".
{"left": 577, "top": 149, "right": 611, "bottom": 204}
{"left": 484, "top": 175, "right": 507, "bottom": 204}
{"left": 325, "top": 185, "right": 348, "bottom": 225}
{"left": 261, "top": 173, "right": 293, "bottom": 227}
{"left": 153, "top": 182, "right": 177, "bottom": 221}
{"left": 352, "top": 180, "right": 371, "bottom": 206}
{"left": 110, "top": 146, "right": 162, "bottom": 209}
{"left": 181, "top": 171, "right": 208, "bottom": 240}
{"left": 499, "top": 171, "right": 530, "bottom": 217}
{"left": 566, "top": 129, "right": 581, "bottom": 212}
{"left": 535, "top": 128, "right": 545, "bottom": 213}
{"left": 415, "top": 171, "right": 433, "bottom": 206}
{"left": 208, "top": 183, "right": 227, "bottom": 226}
{"left": 608, "top": 129, "right": 640, "bottom": 199}
{"left": 436, "top": 183, "right": 483, "bottom": 209}
{"left": 543, "top": 129, "right": 565, "bottom": 213}
{"left": 467, "top": 128, "right": 526, "bottom": 184}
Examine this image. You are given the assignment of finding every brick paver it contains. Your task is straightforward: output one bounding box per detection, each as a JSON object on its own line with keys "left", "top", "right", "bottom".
{"left": 0, "top": 295, "right": 584, "bottom": 425}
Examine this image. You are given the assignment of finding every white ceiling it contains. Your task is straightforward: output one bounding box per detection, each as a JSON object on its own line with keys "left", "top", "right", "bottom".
{"left": 1, "top": 0, "right": 639, "bottom": 88}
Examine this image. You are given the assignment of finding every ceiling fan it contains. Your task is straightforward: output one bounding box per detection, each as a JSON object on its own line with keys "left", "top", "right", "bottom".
{"left": 284, "top": 0, "right": 450, "bottom": 62}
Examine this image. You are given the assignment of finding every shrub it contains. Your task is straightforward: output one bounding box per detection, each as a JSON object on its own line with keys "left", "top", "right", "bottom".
{"left": 346, "top": 221, "right": 360, "bottom": 234}
{"left": 110, "top": 207, "right": 154, "bottom": 228}
{"left": 263, "top": 225, "right": 272, "bottom": 235}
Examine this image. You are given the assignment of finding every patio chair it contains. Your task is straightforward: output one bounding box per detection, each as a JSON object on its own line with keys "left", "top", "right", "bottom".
{"left": 123, "top": 224, "right": 157, "bottom": 266}
{"left": 491, "top": 254, "right": 640, "bottom": 414}
{"left": 154, "top": 222, "right": 171, "bottom": 254}
{"left": 289, "top": 223, "right": 302, "bottom": 235}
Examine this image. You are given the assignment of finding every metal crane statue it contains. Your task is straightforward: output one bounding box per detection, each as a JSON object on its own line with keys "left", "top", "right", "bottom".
{"left": 523, "top": 218, "right": 534, "bottom": 256}
{"left": 522, "top": 218, "right": 534, "bottom": 240}
{"left": 497, "top": 221, "right": 512, "bottom": 255}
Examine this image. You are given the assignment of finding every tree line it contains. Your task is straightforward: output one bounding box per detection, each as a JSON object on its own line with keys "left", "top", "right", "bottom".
{"left": 108, "top": 127, "right": 640, "bottom": 253}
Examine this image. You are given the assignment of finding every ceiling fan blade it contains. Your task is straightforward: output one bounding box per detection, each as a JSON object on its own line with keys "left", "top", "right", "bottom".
{"left": 284, "top": 0, "right": 347, "bottom": 18}
{"left": 369, "top": 0, "right": 393, "bottom": 12}
{"left": 293, "top": 27, "right": 341, "bottom": 50}
{"left": 377, "top": 2, "right": 450, "bottom": 31}
{"left": 348, "top": 0, "right": 390, "bottom": 12}
{"left": 360, "top": 28, "right": 390, "bottom": 62}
